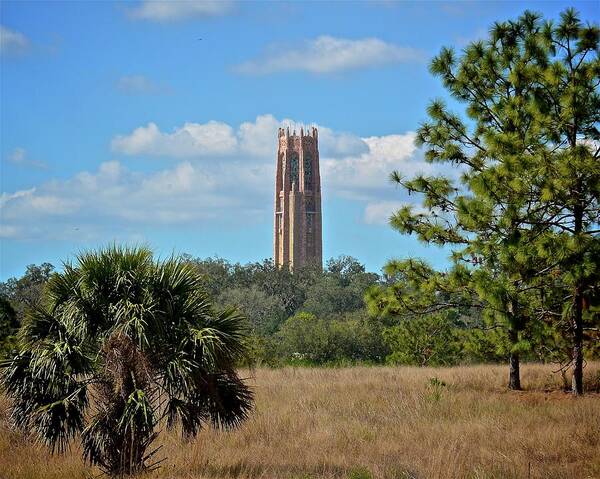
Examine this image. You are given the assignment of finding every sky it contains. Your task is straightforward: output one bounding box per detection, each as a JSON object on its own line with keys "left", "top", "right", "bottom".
{"left": 1, "top": 0, "right": 598, "bottom": 279}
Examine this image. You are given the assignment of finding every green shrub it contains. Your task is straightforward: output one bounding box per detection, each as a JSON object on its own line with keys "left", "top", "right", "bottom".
{"left": 384, "top": 314, "right": 460, "bottom": 366}
{"left": 276, "top": 312, "right": 388, "bottom": 365}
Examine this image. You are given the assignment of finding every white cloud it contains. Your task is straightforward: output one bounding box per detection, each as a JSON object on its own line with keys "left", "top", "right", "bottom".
{"left": 0, "top": 158, "right": 271, "bottom": 240}
{"left": 237, "top": 114, "right": 282, "bottom": 157}
{"left": 112, "top": 115, "right": 369, "bottom": 160}
{"left": 116, "top": 75, "right": 168, "bottom": 94}
{"left": 318, "top": 129, "right": 369, "bottom": 158}
{"left": 0, "top": 25, "right": 29, "bottom": 56}
{"left": 235, "top": 36, "right": 423, "bottom": 75}
{"left": 6, "top": 147, "right": 47, "bottom": 169}
{"left": 1, "top": 186, "right": 78, "bottom": 217}
{"left": 0, "top": 188, "right": 36, "bottom": 208}
{"left": 0, "top": 224, "right": 19, "bottom": 239}
{"left": 128, "top": 0, "right": 234, "bottom": 22}
{"left": 111, "top": 121, "right": 238, "bottom": 157}
{"left": 322, "top": 132, "right": 433, "bottom": 200}
{"left": 2, "top": 115, "right": 440, "bottom": 240}
{"left": 237, "top": 115, "right": 370, "bottom": 159}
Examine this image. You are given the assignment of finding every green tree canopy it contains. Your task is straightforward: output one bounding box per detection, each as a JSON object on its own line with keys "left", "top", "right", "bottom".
{"left": 0, "top": 262, "right": 54, "bottom": 321}
{"left": 217, "top": 285, "right": 287, "bottom": 335}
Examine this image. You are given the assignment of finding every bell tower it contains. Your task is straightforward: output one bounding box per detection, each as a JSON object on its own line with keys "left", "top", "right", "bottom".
{"left": 274, "top": 126, "right": 322, "bottom": 269}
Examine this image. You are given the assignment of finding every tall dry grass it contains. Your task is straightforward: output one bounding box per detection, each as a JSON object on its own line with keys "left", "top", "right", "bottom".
{"left": 1, "top": 363, "right": 599, "bottom": 479}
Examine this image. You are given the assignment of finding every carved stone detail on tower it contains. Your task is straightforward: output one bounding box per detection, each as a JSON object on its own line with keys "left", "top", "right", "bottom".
{"left": 274, "top": 126, "right": 322, "bottom": 269}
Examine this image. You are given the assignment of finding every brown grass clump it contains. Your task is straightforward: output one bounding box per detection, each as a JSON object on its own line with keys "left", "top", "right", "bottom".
{"left": 1, "top": 362, "right": 599, "bottom": 479}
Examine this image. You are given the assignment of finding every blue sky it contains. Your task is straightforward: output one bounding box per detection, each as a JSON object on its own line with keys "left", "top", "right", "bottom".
{"left": 1, "top": 0, "right": 598, "bottom": 279}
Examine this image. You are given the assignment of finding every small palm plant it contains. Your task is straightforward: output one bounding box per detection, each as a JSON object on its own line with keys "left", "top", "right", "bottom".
{"left": 1, "top": 246, "right": 253, "bottom": 476}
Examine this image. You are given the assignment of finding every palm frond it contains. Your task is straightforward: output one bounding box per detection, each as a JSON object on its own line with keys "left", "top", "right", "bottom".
{"left": 1, "top": 245, "right": 254, "bottom": 475}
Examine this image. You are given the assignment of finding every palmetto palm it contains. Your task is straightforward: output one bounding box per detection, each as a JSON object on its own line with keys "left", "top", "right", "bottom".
{"left": 1, "top": 246, "right": 253, "bottom": 476}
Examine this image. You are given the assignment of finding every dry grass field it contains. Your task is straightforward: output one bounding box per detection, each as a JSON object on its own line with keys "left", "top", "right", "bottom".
{"left": 1, "top": 363, "right": 599, "bottom": 479}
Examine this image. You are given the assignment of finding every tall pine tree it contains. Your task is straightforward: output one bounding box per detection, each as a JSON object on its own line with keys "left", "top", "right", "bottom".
{"left": 382, "top": 9, "right": 599, "bottom": 393}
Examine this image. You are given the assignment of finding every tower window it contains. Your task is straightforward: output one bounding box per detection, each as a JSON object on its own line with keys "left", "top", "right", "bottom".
{"left": 289, "top": 153, "right": 299, "bottom": 186}
{"left": 304, "top": 155, "right": 313, "bottom": 189}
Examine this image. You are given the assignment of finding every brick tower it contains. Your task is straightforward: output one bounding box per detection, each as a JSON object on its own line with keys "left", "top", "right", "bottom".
{"left": 274, "top": 126, "right": 322, "bottom": 269}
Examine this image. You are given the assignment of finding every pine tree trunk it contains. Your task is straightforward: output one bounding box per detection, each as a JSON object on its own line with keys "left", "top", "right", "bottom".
{"left": 567, "top": 55, "right": 585, "bottom": 395}
{"left": 508, "top": 328, "right": 521, "bottom": 390}
{"left": 572, "top": 286, "right": 584, "bottom": 395}
{"left": 571, "top": 197, "right": 584, "bottom": 396}
{"left": 509, "top": 352, "right": 521, "bottom": 390}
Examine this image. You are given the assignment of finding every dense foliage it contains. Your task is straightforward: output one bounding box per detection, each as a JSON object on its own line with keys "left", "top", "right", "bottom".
{"left": 0, "top": 263, "right": 54, "bottom": 358}
{"left": 186, "top": 255, "right": 387, "bottom": 365}
{"left": 2, "top": 251, "right": 598, "bottom": 374}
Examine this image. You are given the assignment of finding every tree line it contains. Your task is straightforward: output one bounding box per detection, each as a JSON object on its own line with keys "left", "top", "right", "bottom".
{"left": 2, "top": 251, "right": 597, "bottom": 377}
